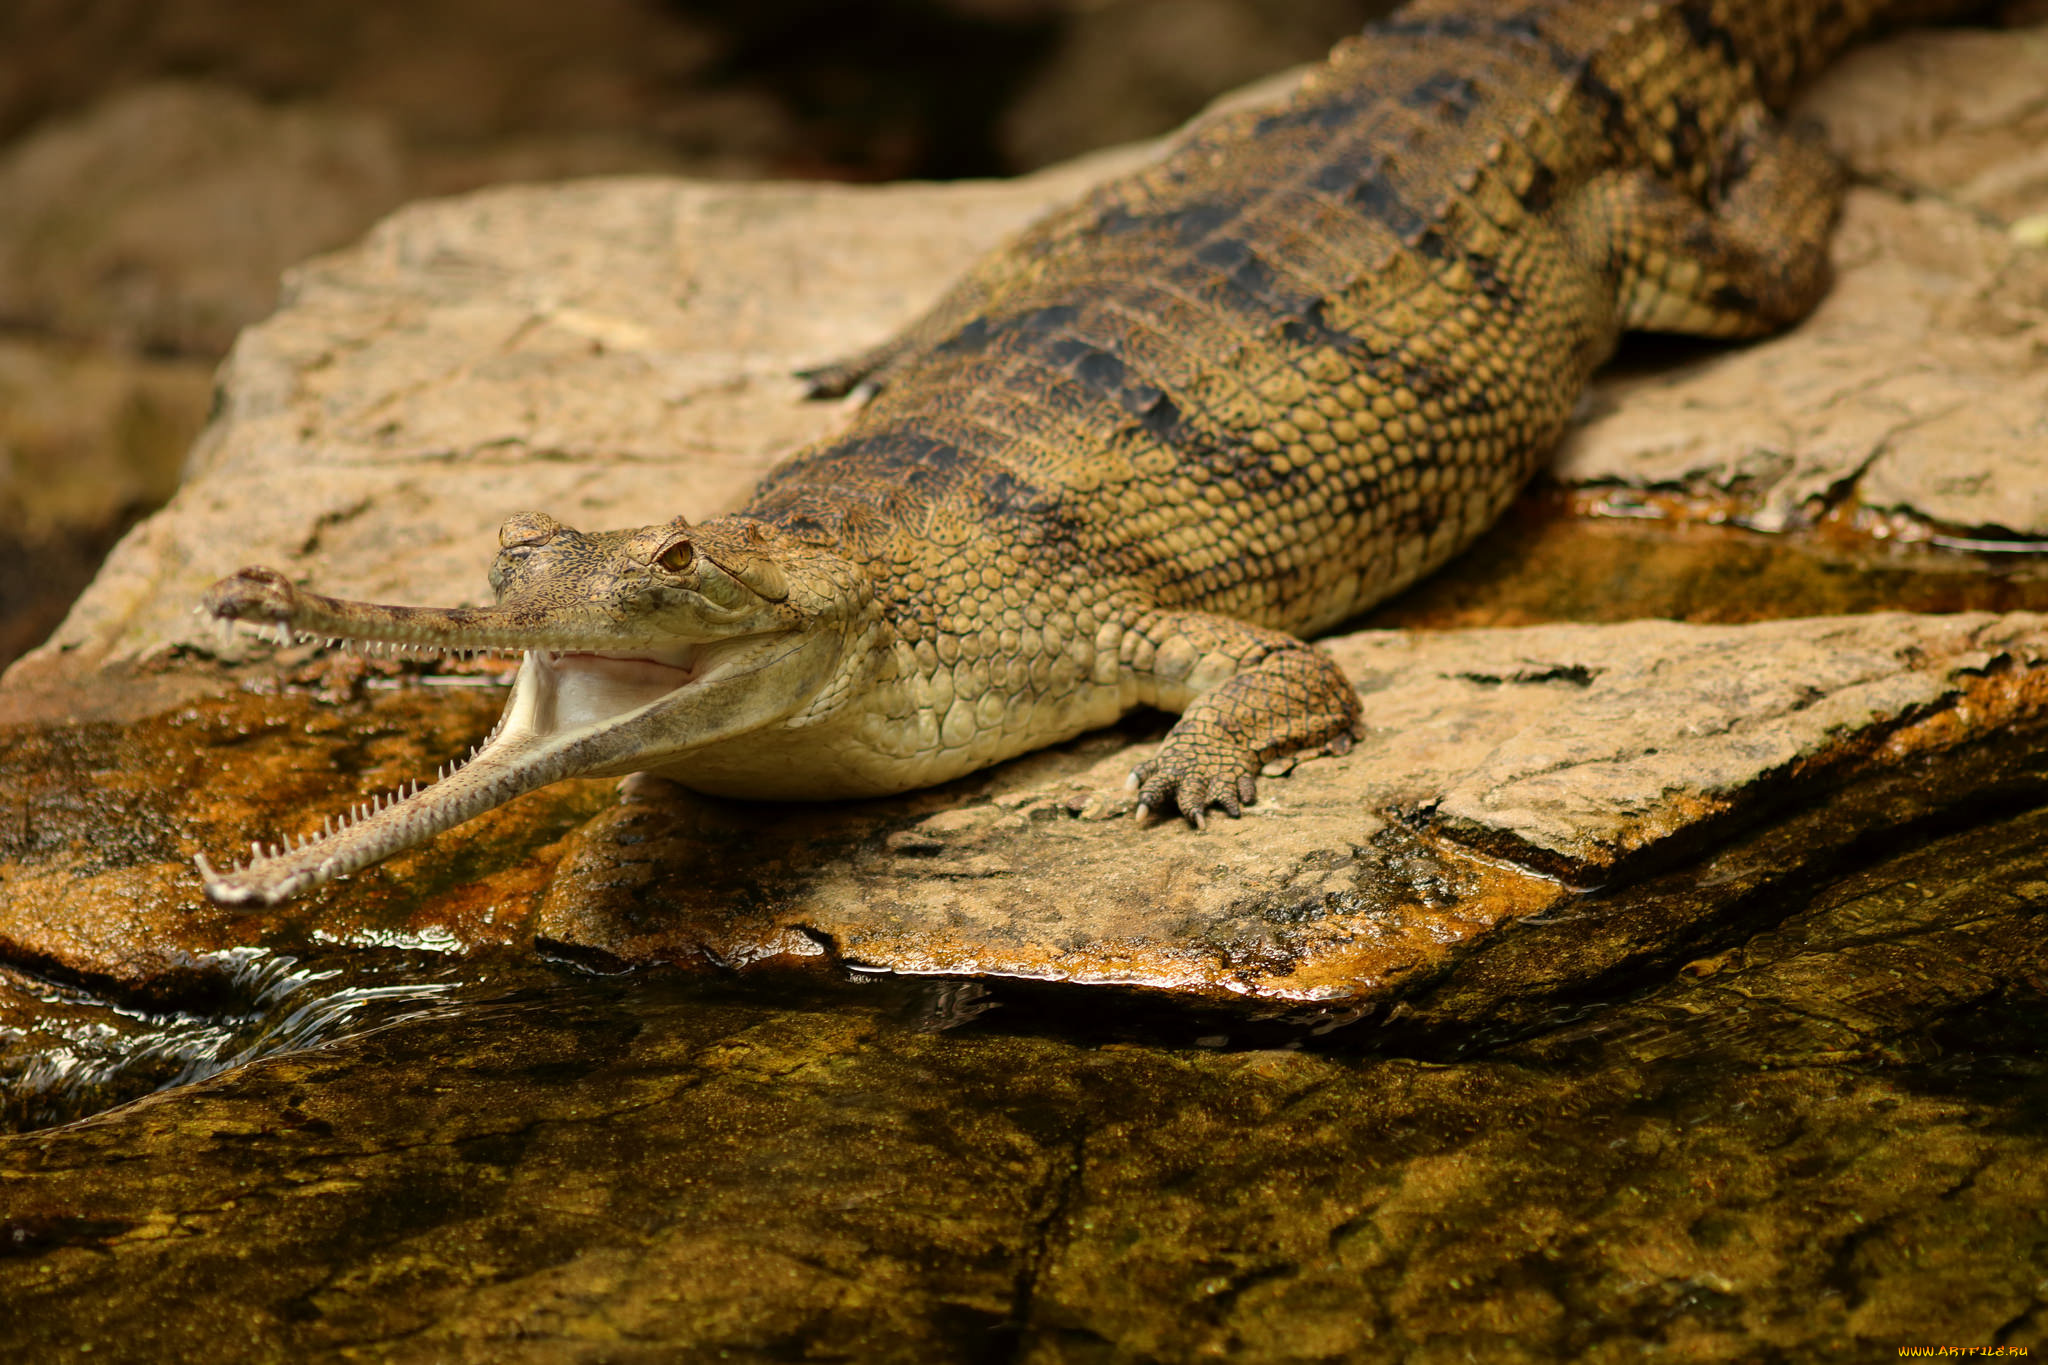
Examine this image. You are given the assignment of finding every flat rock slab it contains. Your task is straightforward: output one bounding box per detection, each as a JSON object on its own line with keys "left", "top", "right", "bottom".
{"left": 538, "top": 611, "right": 2048, "bottom": 1002}
{"left": 6, "top": 610, "right": 2046, "bottom": 1024}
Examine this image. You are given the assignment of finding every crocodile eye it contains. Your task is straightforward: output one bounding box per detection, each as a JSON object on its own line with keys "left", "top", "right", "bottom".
{"left": 656, "top": 541, "right": 694, "bottom": 573}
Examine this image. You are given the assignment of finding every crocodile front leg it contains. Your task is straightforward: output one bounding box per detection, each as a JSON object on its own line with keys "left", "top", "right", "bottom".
{"left": 1122, "top": 611, "right": 1361, "bottom": 825}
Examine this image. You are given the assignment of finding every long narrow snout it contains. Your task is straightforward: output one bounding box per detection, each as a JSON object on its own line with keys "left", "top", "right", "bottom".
{"left": 193, "top": 565, "right": 840, "bottom": 906}
{"left": 203, "top": 566, "right": 639, "bottom": 655}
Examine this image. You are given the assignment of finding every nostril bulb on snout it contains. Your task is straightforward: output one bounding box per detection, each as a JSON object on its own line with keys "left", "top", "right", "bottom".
{"left": 203, "top": 565, "right": 298, "bottom": 619}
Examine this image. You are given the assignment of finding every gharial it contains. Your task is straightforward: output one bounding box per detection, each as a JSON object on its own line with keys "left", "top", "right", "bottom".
{"left": 195, "top": 0, "right": 1965, "bottom": 906}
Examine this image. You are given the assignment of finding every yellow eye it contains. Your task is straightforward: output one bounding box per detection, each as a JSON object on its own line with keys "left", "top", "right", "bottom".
{"left": 656, "top": 540, "right": 694, "bottom": 573}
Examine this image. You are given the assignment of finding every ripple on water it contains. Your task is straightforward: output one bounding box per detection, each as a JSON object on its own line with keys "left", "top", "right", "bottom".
{"left": 0, "top": 946, "right": 498, "bottom": 1133}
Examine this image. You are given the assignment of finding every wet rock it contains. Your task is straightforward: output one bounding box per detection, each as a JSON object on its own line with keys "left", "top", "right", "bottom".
{"left": 0, "top": 679, "right": 608, "bottom": 994}
{"left": 1, "top": 781, "right": 2043, "bottom": 1358}
{"left": 1359, "top": 489, "right": 2048, "bottom": 633}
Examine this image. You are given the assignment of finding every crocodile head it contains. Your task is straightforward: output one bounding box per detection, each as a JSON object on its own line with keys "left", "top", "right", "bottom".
{"left": 194, "top": 511, "right": 861, "bottom": 906}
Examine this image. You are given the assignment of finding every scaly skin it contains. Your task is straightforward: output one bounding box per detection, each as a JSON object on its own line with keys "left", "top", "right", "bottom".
{"left": 197, "top": 0, "right": 1956, "bottom": 905}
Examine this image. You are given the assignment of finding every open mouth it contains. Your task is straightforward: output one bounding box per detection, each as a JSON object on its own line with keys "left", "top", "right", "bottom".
{"left": 512, "top": 638, "right": 791, "bottom": 738}
{"left": 192, "top": 567, "right": 824, "bottom": 906}
{"left": 542, "top": 649, "right": 703, "bottom": 724}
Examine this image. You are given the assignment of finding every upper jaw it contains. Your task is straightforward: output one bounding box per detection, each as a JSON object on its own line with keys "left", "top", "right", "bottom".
{"left": 200, "top": 565, "right": 754, "bottom": 658}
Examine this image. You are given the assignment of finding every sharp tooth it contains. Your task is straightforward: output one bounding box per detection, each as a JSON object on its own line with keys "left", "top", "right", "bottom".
{"left": 250, "top": 841, "right": 263, "bottom": 860}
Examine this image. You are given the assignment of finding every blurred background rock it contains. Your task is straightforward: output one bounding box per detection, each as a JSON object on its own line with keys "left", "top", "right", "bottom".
{"left": 0, "top": 0, "right": 1391, "bottom": 670}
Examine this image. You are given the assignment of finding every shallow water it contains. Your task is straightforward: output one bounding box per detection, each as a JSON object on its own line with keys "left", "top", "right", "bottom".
{"left": 0, "top": 949, "right": 494, "bottom": 1132}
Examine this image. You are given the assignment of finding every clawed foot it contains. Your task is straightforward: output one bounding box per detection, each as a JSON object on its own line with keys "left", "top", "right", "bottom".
{"left": 1127, "top": 730, "right": 1355, "bottom": 828}
{"left": 1110, "top": 619, "right": 1363, "bottom": 830}
{"left": 1128, "top": 753, "right": 1259, "bottom": 828}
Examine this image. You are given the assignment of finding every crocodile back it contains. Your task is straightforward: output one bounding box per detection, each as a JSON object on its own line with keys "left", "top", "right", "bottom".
{"left": 746, "top": 0, "right": 1949, "bottom": 641}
